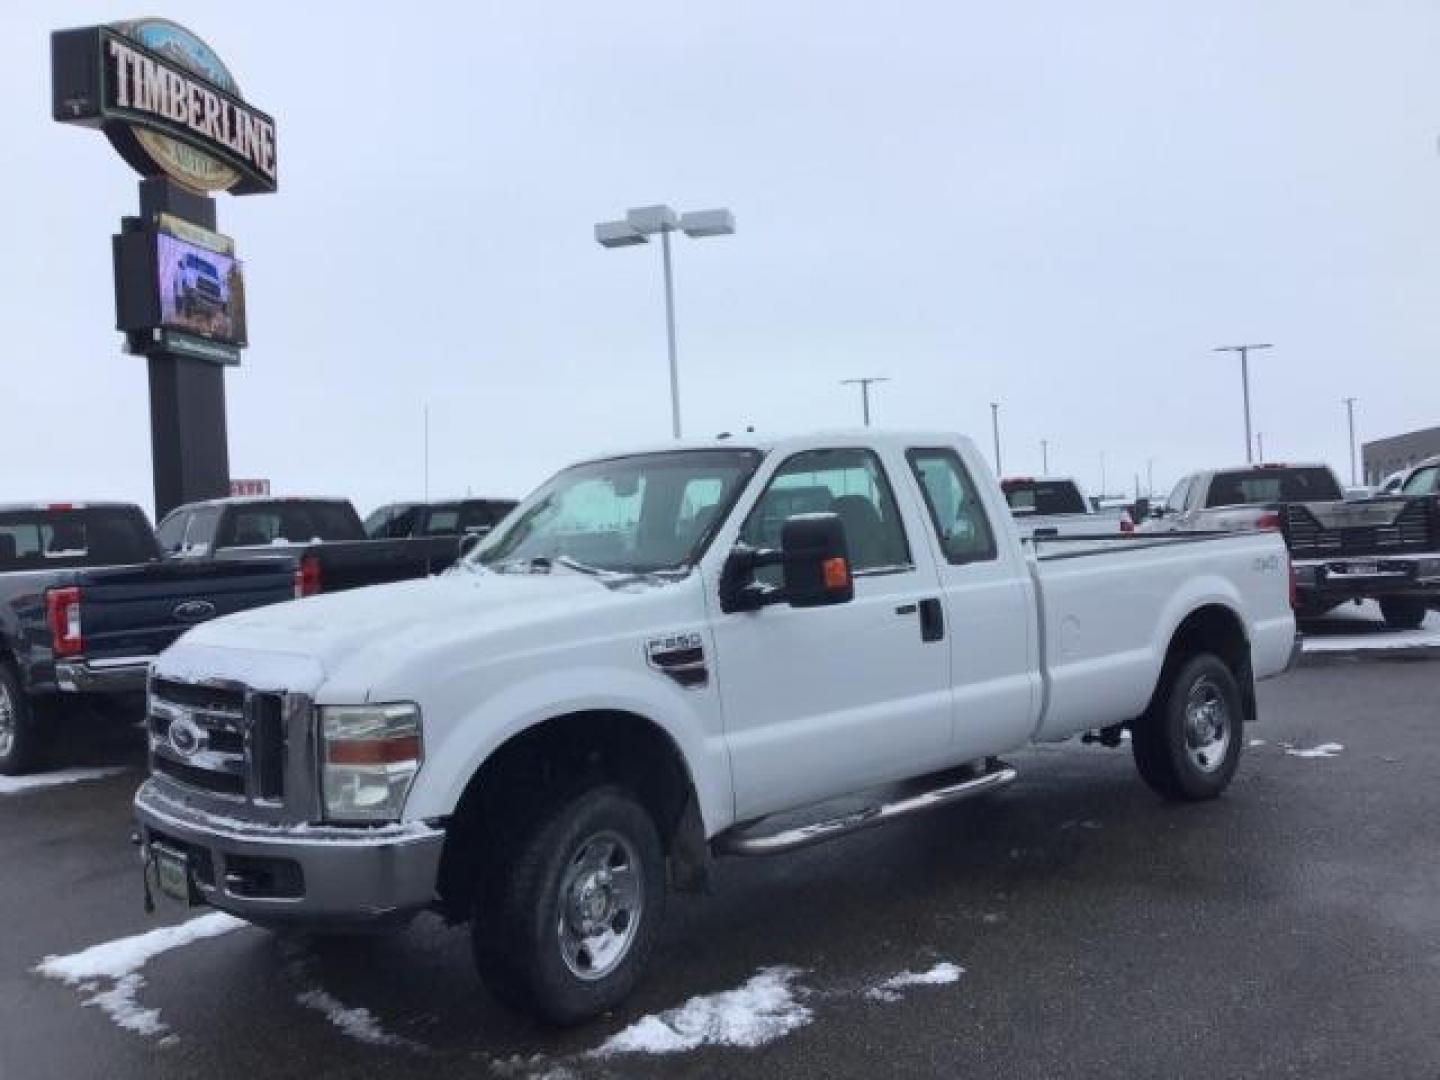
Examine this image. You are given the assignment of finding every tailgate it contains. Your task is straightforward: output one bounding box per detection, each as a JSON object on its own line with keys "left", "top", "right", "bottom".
{"left": 74, "top": 557, "right": 297, "bottom": 660}
{"left": 1283, "top": 496, "right": 1439, "bottom": 559}
{"left": 311, "top": 537, "right": 459, "bottom": 592}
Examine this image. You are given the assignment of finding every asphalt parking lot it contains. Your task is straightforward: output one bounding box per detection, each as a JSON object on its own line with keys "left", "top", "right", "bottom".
{"left": 4, "top": 654, "right": 1438, "bottom": 1080}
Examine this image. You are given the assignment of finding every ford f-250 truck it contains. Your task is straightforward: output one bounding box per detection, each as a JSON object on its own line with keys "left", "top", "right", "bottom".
{"left": 134, "top": 431, "right": 1297, "bottom": 1024}
{"left": 0, "top": 502, "right": 296, "bottom": 773}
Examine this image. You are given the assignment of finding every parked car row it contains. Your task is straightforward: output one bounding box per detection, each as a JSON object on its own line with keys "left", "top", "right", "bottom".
{"left": 129, "top": 429, "right": 1297, "bottom": 1024}
{"left": 0, "top": 494, "right": 515, "bottom": 773}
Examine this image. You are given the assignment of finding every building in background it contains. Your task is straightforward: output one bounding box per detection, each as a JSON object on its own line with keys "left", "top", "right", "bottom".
{"left": 1363, "top": 425, "right": 1440, "bottom": 485}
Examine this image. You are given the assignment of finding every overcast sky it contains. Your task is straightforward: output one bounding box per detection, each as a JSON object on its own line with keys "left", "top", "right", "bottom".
{"left": 5, "top": 1, "right": 1438, "bottom": 515}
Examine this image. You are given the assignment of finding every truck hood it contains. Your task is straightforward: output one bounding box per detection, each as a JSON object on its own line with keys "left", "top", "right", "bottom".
{"left": 157, "top": 568, "right": 673, "bottom": 694}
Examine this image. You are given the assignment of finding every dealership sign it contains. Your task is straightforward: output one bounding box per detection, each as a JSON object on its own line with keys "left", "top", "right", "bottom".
{"left": 52, "top": 19, "right": 276, "bottom": 195}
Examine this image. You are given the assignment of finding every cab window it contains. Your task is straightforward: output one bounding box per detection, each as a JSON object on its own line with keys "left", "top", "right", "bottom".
{"left": 907, "top": 448, "right": 997, "bottom": 564}
{"left": 739, "top": 448, "right": 911, "bottom": 575}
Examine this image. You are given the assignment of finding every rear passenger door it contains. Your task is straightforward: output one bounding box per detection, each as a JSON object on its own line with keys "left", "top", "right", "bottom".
{"left": 904, "top": 446, "right": 1038, "bottom": 758}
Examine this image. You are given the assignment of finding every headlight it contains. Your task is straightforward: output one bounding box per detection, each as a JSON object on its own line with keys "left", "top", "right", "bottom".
{"left": 319, "top": 703, "right": 423, "bottom": 823}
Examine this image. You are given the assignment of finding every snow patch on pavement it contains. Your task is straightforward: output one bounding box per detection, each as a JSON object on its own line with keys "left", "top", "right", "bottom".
{"left": 0, "top": 767, "right": 125, "bottom": 795}
{"left": 865, "top": 962, "right": 965, "bottom": 1002}
{"left": 295, "top": 987, "right": 421, "bottom": 1049}
{"left": 34, "top": 912, "right": 245, "bottom": 1040}
{"left": 1284, "top": 742, "right": 1345, "bottom": 759}
{"left": 593, "top": 966, "right": 812, "bottom": 1057}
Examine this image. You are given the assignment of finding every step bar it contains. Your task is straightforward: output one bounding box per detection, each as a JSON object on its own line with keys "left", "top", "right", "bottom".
{"left": 714, "top": 762, "right": 1018, "bottom": 857}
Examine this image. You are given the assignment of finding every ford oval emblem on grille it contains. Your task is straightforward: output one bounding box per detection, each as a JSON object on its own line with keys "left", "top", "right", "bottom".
{"left": 168, "top": 715, "right": 205, "bottom": 758}
{"left": 173, "top": 599, "right": 217, "bottom": 624}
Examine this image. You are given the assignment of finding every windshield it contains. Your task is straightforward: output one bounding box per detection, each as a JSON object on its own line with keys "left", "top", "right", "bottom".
{"left": 1401, "top": 465, "right": 1438, "bottom": 497}
{"left": 475, "top": 449, "right": 761, "bottom": 574}
{"left": 1205, "top": 467, "right": 1342, "bottom": 507}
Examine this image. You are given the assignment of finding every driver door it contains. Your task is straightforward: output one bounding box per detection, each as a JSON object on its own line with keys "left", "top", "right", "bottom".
{"left": 707, "top": 446, "right": 953, "bottom": 821}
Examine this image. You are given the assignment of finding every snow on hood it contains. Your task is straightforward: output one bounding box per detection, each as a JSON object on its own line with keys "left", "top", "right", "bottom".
{"left": 155, "top": 568, "right": 667, "bottom": 695}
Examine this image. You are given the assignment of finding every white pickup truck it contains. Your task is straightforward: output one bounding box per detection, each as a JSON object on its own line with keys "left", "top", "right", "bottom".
{"left": 135, "top": 431, "right": 1297, "bottom": 1024}
{"left": 1001, "top": 476, "right": 1134, "bottom": 539}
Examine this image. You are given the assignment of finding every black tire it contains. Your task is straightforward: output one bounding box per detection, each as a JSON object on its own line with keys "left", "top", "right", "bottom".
{"left": 1132, "top": 653, "right": 1244, "bottom": 801}
{"left": 1379, "top": 598, "right": 1427, "bottom": 630}
{"left": 472, "top": 784, "right": 666, "bottom": 1025}
{"left": 0, "top": 665, "right": 45, "bottom": 776}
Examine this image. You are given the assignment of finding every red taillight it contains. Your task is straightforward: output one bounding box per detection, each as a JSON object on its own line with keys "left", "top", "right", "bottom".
{"left": 293, "top": 554, "right": 322, "bottom": 598}
{"left": 45, "top": 586, "right": 83, "bottom": 657}
{"left": 1120, "top": 516, "right": 1135, "bottom": 534}
{"left": 1255, "top": 512, "right": 1281, "bottom": 531}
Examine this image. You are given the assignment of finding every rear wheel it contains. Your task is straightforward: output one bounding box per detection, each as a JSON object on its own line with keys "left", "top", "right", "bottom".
{"left": 471, "top": 784, "right": 665, "bottom": 1025}
{"left": 0, "top": 665, "right": 42, "bottom": 776}
{"left": 1132, "top": 653, "right": 1244, "bottom": 801}
{"left": 1379, "top": 598, "right": 1427, "bottom": 630}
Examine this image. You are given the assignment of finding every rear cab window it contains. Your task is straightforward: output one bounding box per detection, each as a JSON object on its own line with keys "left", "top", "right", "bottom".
{"left": 0, "top": 507, "right": 157, "bottom": 570}
{"left": 1001, "top": 479, "right": 1087, "bottom": 515}
{"left": 1204, "top": 468, "right": 1343, "bottom": 507}
{"left": 219, "top": 501, "right": 365, "bottom": 548}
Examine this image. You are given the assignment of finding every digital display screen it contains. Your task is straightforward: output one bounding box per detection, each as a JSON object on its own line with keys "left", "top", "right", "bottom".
{"left": 156, "top": 232, "right": 247, "bottom": 346}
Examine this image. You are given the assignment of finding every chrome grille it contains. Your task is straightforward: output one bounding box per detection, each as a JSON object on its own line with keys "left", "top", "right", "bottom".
{"left": 148, "top": 678, "right": 287, "bottom": 804}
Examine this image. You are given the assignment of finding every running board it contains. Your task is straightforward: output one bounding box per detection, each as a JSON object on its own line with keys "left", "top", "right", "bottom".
{"left": 714, "top": 763, "right": 1018, "bottom": 857}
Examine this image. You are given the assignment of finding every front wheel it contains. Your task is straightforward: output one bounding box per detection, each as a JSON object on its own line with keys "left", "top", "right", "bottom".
{"left": 472, "top": 784, "right": 666, "bottom": 1025}
{"left": 1379, "top": 598, "right": 1427, "bottom": 630}
{"left": 1132, "top": 653, "right": 1244, "bottom": 801}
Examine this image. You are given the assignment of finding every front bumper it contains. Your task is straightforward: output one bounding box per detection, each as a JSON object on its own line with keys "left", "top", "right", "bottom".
{"left": 134, "top": 780, "right": 445, "bottom": 928}
{"left": 55, "top": 657, "right": 152, "bottom": 694}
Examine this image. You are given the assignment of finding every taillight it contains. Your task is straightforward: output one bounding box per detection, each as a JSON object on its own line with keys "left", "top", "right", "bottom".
{"left": 1120, "top": 516, "right": 1135, "bottom": 534}
{"left": 1255, "top": 512, "right": 1281, "bottom": 531}
{"left": 293, "top": 554, "right": 322, "bottom": 598}
{"left": 45, "top": 586, "right": 83, "bottom": 657}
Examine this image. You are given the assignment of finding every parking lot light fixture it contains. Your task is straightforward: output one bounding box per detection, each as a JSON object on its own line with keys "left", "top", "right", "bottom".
{"left": 595, "top": 204, "right": 736, "bottom": 439}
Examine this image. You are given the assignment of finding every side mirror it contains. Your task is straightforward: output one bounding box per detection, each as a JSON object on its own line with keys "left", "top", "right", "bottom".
{"left": 719, "top": 512, "right": 854, "bottom": 613}
{"left": 779, "top": 513, "right": 854, "bottom": 608}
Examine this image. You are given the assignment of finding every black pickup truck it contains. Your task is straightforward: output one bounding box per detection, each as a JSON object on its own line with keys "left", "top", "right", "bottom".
{"left": 155, "top": 497, "right": 468, "bottom": 594}
{"left": 363, "top": 497, "right": 518, "bottom": 540}
{"left": 0, "top": 503, "right": 296, "bottom": 773}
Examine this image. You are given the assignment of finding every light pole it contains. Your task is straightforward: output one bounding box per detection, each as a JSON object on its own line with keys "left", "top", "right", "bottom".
{"left": 1146, "top": 458, "right": 1155, "bottom": 497}
{"left": 1342, "top": 397, "right": 1358, "bottom": 485}
{"left": 1214, "top": 343, "right": 1272, "bottom": 463}
{"left": 595, "top": 205, "right": 736, "bottom": 439}
{"left": 1040, "top": 439, "right": 1049, "bottom": 475}
{"left": 840, "top": 377, "right": 889, "bottom": 426}
{"left": 990, "top": 402, "right": 1002, "bottom": 476}
{"left": 1256, "top": 432, "right": 1265, "bottom": 463}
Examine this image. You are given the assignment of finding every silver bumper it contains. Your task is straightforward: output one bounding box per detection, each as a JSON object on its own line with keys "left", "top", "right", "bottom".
{"left": 134, "top": 781, "right": 445, "bottom": 927}
{"left": 55, "top": 657, "right": 152, "bottom": 693}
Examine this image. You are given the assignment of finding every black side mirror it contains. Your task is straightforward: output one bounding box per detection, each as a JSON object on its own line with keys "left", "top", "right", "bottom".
{"left": 720, "top": 512, "right": 854, "bottom": 613}
{"left": 779, "top": 513, "right": 854, "bottom": 608}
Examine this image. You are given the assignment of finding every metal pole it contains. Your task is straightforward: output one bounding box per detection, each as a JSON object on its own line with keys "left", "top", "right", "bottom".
{"left": 1240, "top": 348, "right": 1253, "bottom": 464}
{"left": 1343, "top": 397, "right": 1358, "bottom": 485}
{"left": 861, "top": 382, "right": 872, "bottom": 426}
{"left": 1041, "top": 439, "right": 1049, "bottom": 474}
{"left": 1256, "top": 432, "right": 1264, "bottom": 463}
{"left": 660, "top": 228, "right": 681, "bottom": 439}
{"left": 990, "top": 403, "right": 1001, "bottom": 475}
{"left": 1147, "top": 458, "right": 1154, "bottom": 496}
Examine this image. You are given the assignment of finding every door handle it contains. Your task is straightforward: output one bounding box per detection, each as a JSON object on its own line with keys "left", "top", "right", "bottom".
{"left": 918, "top": 598, "right": 944, "bottom": 643}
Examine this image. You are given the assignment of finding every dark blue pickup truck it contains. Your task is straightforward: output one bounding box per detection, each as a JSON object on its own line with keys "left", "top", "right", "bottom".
{"left": 0, "top": 502, "right": 296, "bottom": 774}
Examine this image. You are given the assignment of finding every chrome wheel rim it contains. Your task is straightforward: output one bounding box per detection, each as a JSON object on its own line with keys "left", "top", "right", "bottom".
{"left": 0, "top": 680, "right": 15, "bottom": 761}
{"left": 557, "top": 830, "right": 643, "bottom": 981}
{"left": 1183, "top": 676, "right": 1230, "bottom": 774}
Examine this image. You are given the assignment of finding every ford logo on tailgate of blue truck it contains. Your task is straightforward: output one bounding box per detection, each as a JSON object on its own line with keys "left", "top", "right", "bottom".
{"left": 172, "top": 599, "right": 217, "bottom": 623}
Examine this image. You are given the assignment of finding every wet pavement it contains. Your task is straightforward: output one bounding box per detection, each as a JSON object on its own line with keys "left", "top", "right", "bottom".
{"left": 3, "top": 660, "right": 1438, "bottom": 1080}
